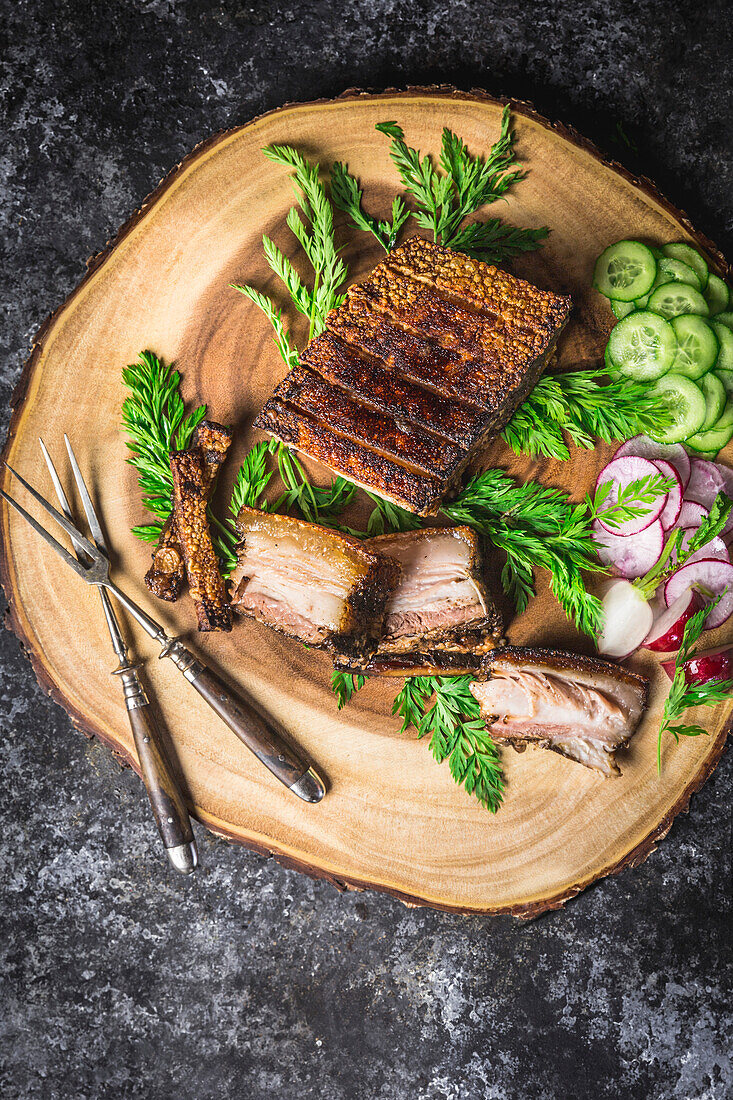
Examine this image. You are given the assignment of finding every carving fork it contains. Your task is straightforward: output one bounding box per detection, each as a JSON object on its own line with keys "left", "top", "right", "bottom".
{"left": 37, "top": 436, "right": 198, "bottom": 875}
{"left": 0, "top": 446, "right": 326, "bottom": 838}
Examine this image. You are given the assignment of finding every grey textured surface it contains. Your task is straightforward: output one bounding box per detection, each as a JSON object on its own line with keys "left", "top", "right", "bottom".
{"left": 1, "top": 2, "right": 731, "bottom": 1098}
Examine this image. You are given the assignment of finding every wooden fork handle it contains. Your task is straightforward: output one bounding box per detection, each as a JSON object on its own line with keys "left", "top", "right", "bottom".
{"left": 117, "top": 666, "right": 197, "bottom": 872}
{"left": 161, "top": 641, "right": 325, "bottom": 801}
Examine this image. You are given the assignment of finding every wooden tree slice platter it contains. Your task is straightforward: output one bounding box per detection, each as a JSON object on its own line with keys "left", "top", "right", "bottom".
{"left": 2, "top": 89, "right": 730, "bottom": 915}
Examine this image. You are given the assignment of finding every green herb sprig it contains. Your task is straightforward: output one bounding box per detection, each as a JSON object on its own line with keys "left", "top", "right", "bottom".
{"left": 589, "top": 472, "right": 676, "bottom": 530}
{"left": 331, "top": 670, "right": 367, "bottom": 709}
{"left": 232, "top": 144, "right": 347, "bottom": 364}
{"left": 331, "top": 106, "right": 548, "bottom": 261}
{"left": 122, "top": 351, "right": 240, "bottom": 571}
{"left": 393, "top": 676, "right": 504, "bottom": 812}
{"left": 657, "top": 593, "right": 733, "bottom": 771}
{"left": 502, "top": 369, "right": 675, "bottom": 461}
{"left": 635, "top": 493, "right": 733, "bottom": 600}
{"left": 441, "top": 468, "right": 604, "bottom": 634}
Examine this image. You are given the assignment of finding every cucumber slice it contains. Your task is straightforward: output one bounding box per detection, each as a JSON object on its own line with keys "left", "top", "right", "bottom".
{"left": 687, "top": 449, "right": 720, "bottom": 459}
{"left": 686, "top": 420, "right": 733, "bottom": 453}
{"left": 670, "top": 314, "right": 719, "bottom": 378}
{"left": 647, "top": 283, "right": 709, "bottom": 319}
{"left": 655, "top": 256, "right": 703, "bottom": 291}
{"left": 712, "top": 321, "right": 733, "bottom": 371}
{"left": 648, "top": 373, "right": 706, "bottom": 444}
{"left": 635, "top": 294, "right": 650, "bottom": 309}
{"left": 608, "top": 310, "right": 677, "bottom": 381}
{"left": 610, "top": 299, "right": 636, "bottom": 320}
{"left": 713, "top": 369, "right": 733, "bottom": 396}
{"left": 594, "top": 240, "right": 657, "bottom": 301}
{"left": 700, "top": 372, "right": 726, "bottom": 430}
{"left": 662, "top": 243, "right": 709, "bottom": 289}
{"left": 713, "top": 397, "right": 733, "bottom": 431}
{"left": 703, "top": 273, "right": 730, "bottom": 316}
{"left": 714, "top": 311, "right": 733, "bottom": 331}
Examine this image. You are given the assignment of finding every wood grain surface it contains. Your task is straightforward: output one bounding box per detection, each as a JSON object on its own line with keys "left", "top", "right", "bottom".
{"left": 1, "top": 88, "right": 730, "bottom": 915}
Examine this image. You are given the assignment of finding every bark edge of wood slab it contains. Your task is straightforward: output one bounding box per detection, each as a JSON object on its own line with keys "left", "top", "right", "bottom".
{"left": 1, "top": 87, "right": 730, "bottom": 916}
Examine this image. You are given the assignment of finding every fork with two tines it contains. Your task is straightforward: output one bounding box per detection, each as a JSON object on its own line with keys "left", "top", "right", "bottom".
{"left": 1, "top": 439, "right": 325, "bottom": 873}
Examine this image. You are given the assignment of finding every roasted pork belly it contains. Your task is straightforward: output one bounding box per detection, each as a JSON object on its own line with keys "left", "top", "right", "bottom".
{"left": 255, "top": 237, "right": 572, "bottom": 515}
{"left": 230, "top": 507, "right": 400, "bottom": 658}
{"left": 470, "top": 648, "right": 648, "bottom": 777}
{"left": 333, "top": 527, "right": 503, "bottom": 674}
{"left": 368, "top": 527, "right": 500, "bottom": 650}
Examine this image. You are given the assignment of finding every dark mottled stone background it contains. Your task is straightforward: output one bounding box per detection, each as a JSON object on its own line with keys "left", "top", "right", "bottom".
{"left": 1, "top": 2, "right": 731, "bottom": 1097}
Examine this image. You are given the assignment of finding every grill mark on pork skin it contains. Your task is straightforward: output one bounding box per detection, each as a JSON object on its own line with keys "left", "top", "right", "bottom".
{"left": 256, "top": 239, "right": 571, "bottom": 515}
{"left": 300, "top": 333, "right": 484, "bottom": 446}
{"left": 471, "top": 646, "right": 648, "bottom": 777}
{"left": 273, "top": 364, "right": 465, "bottom": 478}
{"left": 230, "top": 507, "right": 400, "bottom": 659}
{"left": 255, "top": 401, "right": 445, "bottom": 514}
{"left": 145, "top": 420, "right": 232, "bottom": 602}
{"left": 169, "top": 448, "right": 232, "bottom": 632}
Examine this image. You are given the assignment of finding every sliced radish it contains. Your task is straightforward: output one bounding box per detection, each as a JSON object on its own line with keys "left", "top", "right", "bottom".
{"left": 597, "top": 579, "right": 654, "bottom": 658}
{"left": 673, "top": 528, "right": 730, "bottom": 566}
{"left": 683, "top": 461, "right": 733, "bottom": 536}
{"left": 642, "top": 589, "right": 704, "bottom": 652}
{"left": 652, "top": 459, "right": 682, "bottom": 529}
{"left": 664, "top": 559, "right": 733, "bottom": 629}
{"left": 593, "top": 519, "right": 664, "bottom": 578}
{"left": 685, "top": 458, "right": 724, "bottom": 508}
{"left": 676, "top": 500, "right": 708, "bottom": 530}
{"left": 661, "top": 645, "right": 733, "bottom": 682}
{"left": 596, "top": 456, "right": 667, "bottom": 536}
{"left": 613, "top": 435, "right": 691, "bottom": 490}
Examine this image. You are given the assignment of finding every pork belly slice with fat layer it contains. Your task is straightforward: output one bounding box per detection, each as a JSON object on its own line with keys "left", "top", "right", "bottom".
{"left": 230, "top": 507, "right": 400, "bottom": 659}
{"left": 368, "top": 526, "right": 501, "bottom": 651}
{"left": 333, "top": 527, "right": 503, "bottom": 675}
{"left": 470, "top": 648, "right": 648, "bottom": 777}
{"left": 255, "top": 237, "right": 571, "bottom": 515}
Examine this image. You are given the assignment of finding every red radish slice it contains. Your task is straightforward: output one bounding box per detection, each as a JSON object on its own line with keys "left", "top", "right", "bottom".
{"left": 684, "top": 461, "right": 733, "bottom": 536}
{"left": 676, "top": 500, "right": 708, "bottom": 530}
{"left": 673, "top": 528, "right": 730, "bottom": 566}
{"left": 613, "top": 435, "right": 691, "bottom": 489}
{"left": 593, "top": 519, "right": 664, "bottom": 578}
{"left": 652, "top": 459, "right": 682, "bottom": 529}
{"left": 661, "top": 645, "right": 733, "bottom": 682}
{"left": 685, "top": 458, "right": 725, "bottom": 508}
{"left": 597, "top": 579, "right": 654, "bottom": 658}
{"left": 664, "top": 559, "right": 733, "bottom": 629}
{"left": 643, "top": 589, "right": 704, "bottom": 651}
{"left": 596, "top": 456, "right": 667, "bottom": 536}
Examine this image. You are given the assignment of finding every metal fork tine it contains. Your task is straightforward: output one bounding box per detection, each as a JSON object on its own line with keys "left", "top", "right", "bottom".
{"left": 64, "top": 435, "right": 106, "bottom": 552}
{"left": 3, "top": 462, "right": 101, "bottom": 562}
{"left": 39, "top": 439, "right": 90, "bottom": 562}
{"left": 0, "top": 488, "right": 89, "bottom": 579}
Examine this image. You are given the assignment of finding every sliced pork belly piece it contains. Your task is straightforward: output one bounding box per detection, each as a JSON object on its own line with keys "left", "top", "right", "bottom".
{"left": 255, "top": 237, "right": 572, "bottom": 515}
{"left": 470, "top": 647, "right": 648, "bottom": 777}
{"left": 333, "top": 527, "right": 503, "bottom": 674}
{"left": 368, "top": 526, "right": 501, "bottom": 652}
{"left": 230, "top": 507, "right": 400, "bottom": 659}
